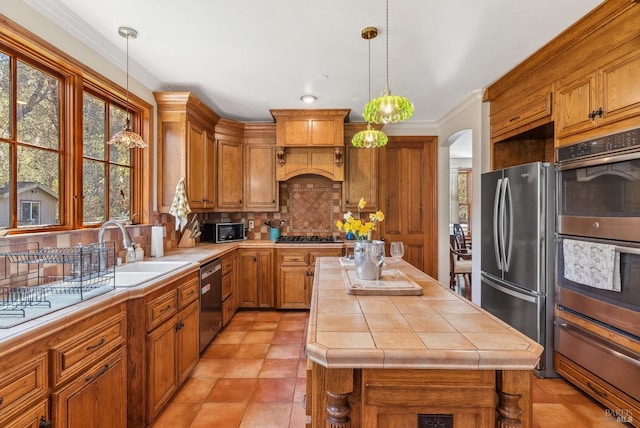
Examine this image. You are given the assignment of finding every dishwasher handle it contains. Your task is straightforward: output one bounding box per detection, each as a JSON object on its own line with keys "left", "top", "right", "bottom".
{"left": 201, "top": 259, "right": 221, "bottom": 280}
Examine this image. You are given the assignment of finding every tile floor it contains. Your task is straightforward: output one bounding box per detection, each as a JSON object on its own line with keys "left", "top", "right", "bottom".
{"left": 152, "top": 310, "right": 632, "bottom": 428}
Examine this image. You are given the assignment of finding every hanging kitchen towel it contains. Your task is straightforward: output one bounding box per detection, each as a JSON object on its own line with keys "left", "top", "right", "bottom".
{"left": 563, "top": 239, "right": 621, "bottom": 292}
{"left": 169, "top": 177, "right": 191, "bottom": 232}
{"left": 588, "top": 242, "right": 621, "bottom": 292}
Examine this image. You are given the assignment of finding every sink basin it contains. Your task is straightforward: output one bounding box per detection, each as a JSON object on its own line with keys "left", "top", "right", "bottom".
{"left": 116, "top": 261, "right": 191, "bottom": 273}
{"left": 113, "top": 261, "right": 191, "bottom": 287}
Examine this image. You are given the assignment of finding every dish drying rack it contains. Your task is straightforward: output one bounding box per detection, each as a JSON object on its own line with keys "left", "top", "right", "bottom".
{"left": 0, "top": 241, "right": 116, "bottom": 326}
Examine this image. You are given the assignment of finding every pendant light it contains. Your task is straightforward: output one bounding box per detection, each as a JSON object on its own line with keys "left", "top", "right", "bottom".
{"left": 107, "top": 26, "right": 147, "bottom": 149}
{"left": 362, "top": 0, "right": 414, "bottom": 124}
{"left": 352, "top": 27, "right": 388, "bottom": 148}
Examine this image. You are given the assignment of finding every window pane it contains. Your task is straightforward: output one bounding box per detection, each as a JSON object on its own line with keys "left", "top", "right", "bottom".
{"left": 0, "top": 52, "right": 10, "bottom": 139}
{"left": 0, "top": 142, "right": 10, "bottom": 228}
{"left": 19, "top": 201, "right": 40, "bottom": 225}
{"left": 458, "top": 173, "right": 468, "bottom": 204}
{"left": 83, "top": 93, "right": 106, "bottom": 160}
{"left": 109, "top": 105, "right": 131, "bottom": 166}
{"left": 83, "top": 159, "right": 106, "bottom": 223}
{"left": 16, "top": 61, "right": 60, "bottom": 149}
{"left": 458, "top": 205, "right": 468, "bottom": 224}
{"left": 17, "top": 145, "right": 60, "bottom": 226}
{"left": 109, "top": 165, "right": 130, "bottom": 221}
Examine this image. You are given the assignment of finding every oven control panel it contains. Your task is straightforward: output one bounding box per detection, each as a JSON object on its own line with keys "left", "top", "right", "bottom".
{"left": 557, "top": 128, "right": 640, "bottom": 162}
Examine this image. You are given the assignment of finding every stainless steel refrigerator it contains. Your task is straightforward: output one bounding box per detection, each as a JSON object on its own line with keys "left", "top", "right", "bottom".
{"left": 480, "top": 161, "right": 556, "bottom": 378}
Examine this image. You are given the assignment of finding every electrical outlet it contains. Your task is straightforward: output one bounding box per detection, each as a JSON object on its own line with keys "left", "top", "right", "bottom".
{"left": 248, "top": 220, "right": 254, "bottom": 230}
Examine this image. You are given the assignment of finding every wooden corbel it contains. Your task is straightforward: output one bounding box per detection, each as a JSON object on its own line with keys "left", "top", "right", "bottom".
{"left": 334, "top": 147, "right": 343, "bottom": 167}
{"left": 276, "top": 148, "right": 286, "bottom": 167}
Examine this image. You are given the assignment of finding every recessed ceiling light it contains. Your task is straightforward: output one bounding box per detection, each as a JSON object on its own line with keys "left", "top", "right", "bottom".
{"left": 300, "top": 95, "right": 317, "bottom": 103}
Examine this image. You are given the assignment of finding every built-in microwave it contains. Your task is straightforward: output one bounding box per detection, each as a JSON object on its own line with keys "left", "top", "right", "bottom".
{"left": 201, "top": 222, "right": 245, "bottom": 243}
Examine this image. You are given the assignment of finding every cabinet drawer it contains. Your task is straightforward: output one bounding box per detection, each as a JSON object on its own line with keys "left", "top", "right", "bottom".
{"left": 178, "top": 276, "right": 199, "bottom": 309}
{"left": 222, "top": 272, "right": 233, "bottom": 301}
{"left": 280, "top": 253, "right": 308, "bottom": 265}
{"left": 221, "top": 256, "right": 234, "bottom": 276}
{"left": 222, "top": 295, "right": 235, "bottom": 326}
{"left": 309, "top": 249, "right": 342, "bottom": 264}
{"left": 51, "top": 312, "right": 126, "bottom": 387}
{"left": 147, "top": 290, "right": 178, "bottom": 331}
{"left": 491, "top": 85, "right": 552, "bottom": 139}
{"left": 0, "top": 354, "right": 47, "bottom": 424}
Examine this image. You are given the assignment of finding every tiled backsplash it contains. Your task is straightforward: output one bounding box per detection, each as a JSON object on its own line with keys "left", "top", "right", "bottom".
{"left": 0, "top": 176, "right": 345, "bottom": 253}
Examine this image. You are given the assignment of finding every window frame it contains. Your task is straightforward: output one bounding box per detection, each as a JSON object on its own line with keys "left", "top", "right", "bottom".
{"left": 0, "top": 15, "right": 153, "bottom": 233}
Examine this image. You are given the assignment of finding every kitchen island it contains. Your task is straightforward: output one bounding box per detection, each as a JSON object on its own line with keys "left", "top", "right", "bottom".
{"left": 305, "top": 257, "right": 543, "bottom": 428}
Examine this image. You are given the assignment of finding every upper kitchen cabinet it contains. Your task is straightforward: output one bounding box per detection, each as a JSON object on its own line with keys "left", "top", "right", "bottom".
{"left": 155, "top": 92, "right": 220, "bottom": 212}
{"left": 214, "top": 119, "right": 244, "bottom": 212}
{"left": 556, "top": 46, "right": 640, "bottom": 141}
{"left": 244, "top": 123, "right": 279, "bottom": 212}
{"left": 342, "top": 123, "right": 379, "bottom": 212}
{"left": 490, "top": 84, "right": 553, "bottom": 143}
{"left": 270, "top": 109, "right": 349, "bottom": 147}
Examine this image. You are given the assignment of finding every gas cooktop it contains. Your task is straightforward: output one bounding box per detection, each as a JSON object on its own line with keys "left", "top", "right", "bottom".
{"left": 275, "top": 236, "right": 343, "bottom": 244}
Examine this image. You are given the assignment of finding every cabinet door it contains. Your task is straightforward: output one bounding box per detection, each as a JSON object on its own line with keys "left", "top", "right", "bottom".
{"left": 2, "top": 399, "right": 48, "bottom": 428}
{"left": 216, "top": 138, "right": 243, "bottom": 210}
{"left": 52, "top": 349, "right": 127, "bottom": 428}
{"left": 310, "top": 119, "right": 337, "bottom": 145}
{"left": 556, "top": 72, "right": 597, "bottom": 138}
{"left": 187, "top": 121, "right": 207, "bottom": 209}
{"left": 238, "top": 251, "right": 259, "bottom": 307}
{"left": 257, "top": 250, "right": 274, "bottom": 308}
{"left": 147, "top": 316, "right": 178, "bottom": 418}
{"left": 177, "top": 301, "right": 199, "bottom": 384}
{"left": 281, "top": 119, "right": 310, "bottom": 146}
{"left": 277, "top": 266, "right": 309, "bottom": 309}
{"left": 244, "top": 144, "right": 278, "bottom": 211}
{"left": 600, "top": 51, "right": 640, "bottom": 126}
{"left": 343, "top": 145, "right": 378, "bottom": 212}
{"left": 204, "top": 132, "right": 217, "bottom": 208}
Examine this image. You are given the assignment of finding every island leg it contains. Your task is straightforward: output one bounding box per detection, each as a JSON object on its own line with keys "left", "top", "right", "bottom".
{"left": 496, "top": 370, "right": 532, "bottom": 428}
{"left": 325, "top": 368, "right": 354, "bottom": 428}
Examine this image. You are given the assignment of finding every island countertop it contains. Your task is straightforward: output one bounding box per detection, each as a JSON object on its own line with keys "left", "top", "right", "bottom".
{"left": 306, "top": 257, "right": 543, "bottom": 370}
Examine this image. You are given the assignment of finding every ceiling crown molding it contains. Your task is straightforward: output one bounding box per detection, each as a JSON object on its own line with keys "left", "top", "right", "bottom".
{"left": 24, "top": 0, "right": 161, "bottom": 90}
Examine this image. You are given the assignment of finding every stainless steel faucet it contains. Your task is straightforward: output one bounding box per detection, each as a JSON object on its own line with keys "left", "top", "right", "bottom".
{"left": 99, "top": 220, "right": 136, "bottom": 263}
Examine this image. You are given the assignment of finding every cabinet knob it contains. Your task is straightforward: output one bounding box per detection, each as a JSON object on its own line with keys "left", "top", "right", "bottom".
{"left": 239, "top": 199, "right": 243, "bottom": 204}
{"left": 272, "top": 199, "right": 276, "bottom": 203}
{"left": 39, "top": 416, "right": 52, "bottom": 428}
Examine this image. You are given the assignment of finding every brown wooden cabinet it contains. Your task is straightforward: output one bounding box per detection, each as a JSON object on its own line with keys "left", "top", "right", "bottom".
{"left": 154, "top": 92, "right": 220, "bottom": 212}
{"left": 343, "top": 124, "right": 379, "bottom": 212}
{"left": 490, "top": 84, "right": 553, "bottom": 142}
{"left": 221, "top": 251, "right": 238, "bottom": 326}
{"left": 271, "top": 109, "right": 349, "bottom": 147}
{"left": 0, "top": 352, "right": 48, "bottom": 427}
{"left": 275, "top": 147, "right": 344, "bottom": 181}
{"left": 556, "top": 48, "right": 640, "bottom": 140}
{"left": 3, "top": 399, "right": 48, "bottom": 428}
{"left": 238, "top": 248, "right": 274, "bottom": 308}
{"left": 215, "top": 119, "right": 244, "bottom": 211}
{"left": 244, "top": 124, "right": 279, "bottom": 211}
{"left": 276, "top": 248, "right": 342, "bottom": 309}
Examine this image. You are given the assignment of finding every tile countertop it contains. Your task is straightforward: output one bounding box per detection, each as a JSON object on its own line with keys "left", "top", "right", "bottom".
{"left": 0, "top": 239, "right": 343, "bottom": 352}
{"left": 306, "top": 257, "right": 544, "bottom": 371}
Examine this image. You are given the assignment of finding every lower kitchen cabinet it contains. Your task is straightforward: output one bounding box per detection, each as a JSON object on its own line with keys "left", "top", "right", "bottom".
{"left": 221, "top": 251, "right": 238, "bottom": 326}
{"left": 0, "top": 352, "right": 48, "bottom": 428}
{"left": 3, "top": 399, "right": 48, "bottom": 428}
{"left": 51, "top": 348, "right": 127, "bottom": 428}
{"left": 238, "top": 249, "right": 274, "bottom": 308}
{"left": 276, "top": 248, "right": 342, "bottom": 309}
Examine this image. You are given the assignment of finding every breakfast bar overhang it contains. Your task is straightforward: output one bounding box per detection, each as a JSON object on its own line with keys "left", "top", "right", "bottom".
{"left": 305, "top": 257, "right": 543, "bottom": 428}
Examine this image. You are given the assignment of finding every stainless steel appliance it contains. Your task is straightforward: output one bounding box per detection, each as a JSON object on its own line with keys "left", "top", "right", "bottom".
{"left": 201, "top": 222, "right": 245, "bottom": 243}
{"left": 555, "top": 128, "right": 640, "bottom": 402}
{"left": 275, "top": 235, "right": 343, "bottom": 243}
{"left": 480, "top": 161, "right": 556, "bottom": 377}
{"left": 199, "top": 258, "right": 222, "bottom": 352}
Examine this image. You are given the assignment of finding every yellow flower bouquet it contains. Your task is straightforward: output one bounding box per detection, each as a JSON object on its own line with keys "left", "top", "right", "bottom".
{"left": 336, "top": 198, "right": 384, "bottom": 240}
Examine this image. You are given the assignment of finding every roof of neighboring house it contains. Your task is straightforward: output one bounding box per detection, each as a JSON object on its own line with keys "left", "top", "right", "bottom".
{"left": 0, "top": 182, "right": 59, "bottom": 200}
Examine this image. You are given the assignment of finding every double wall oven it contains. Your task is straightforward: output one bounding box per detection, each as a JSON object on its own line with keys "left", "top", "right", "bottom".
{"left": 555, "top": 127, "right": 640, "bottom": 406}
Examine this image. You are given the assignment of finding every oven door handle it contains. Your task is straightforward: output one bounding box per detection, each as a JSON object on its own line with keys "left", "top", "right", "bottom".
{"left": 493, "top": 178, "right": 503, "bottom": 270}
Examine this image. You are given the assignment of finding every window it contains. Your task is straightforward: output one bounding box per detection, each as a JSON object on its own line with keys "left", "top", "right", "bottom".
{"left": 82, "top": 92, "right": 132, "bottom": 224}
{"left": 0, "top": 18, "right": 151, "bottom": 232}
{"left": 457, "top": 170, "right": 472, "bottom": 232}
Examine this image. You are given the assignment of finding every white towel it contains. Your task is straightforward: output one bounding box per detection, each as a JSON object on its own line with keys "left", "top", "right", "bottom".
{"left": 563, "top": 239, "right": 621, "bottom": 292}
{"left": 169, "top": 177, "right": 191, "bottom": 232}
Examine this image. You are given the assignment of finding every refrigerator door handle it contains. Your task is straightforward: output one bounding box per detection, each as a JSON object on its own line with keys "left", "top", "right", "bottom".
{"left": 498, "top": 178, "right": 508, "bottom": 272}
{"left": 483, "top": 275, "right": 537, "bottom": 303}
{"left": 493, "top": 178, "right": 503, "bottom": 270}
{"left": 504, "top": 177, "right": 513, "bottom": 272}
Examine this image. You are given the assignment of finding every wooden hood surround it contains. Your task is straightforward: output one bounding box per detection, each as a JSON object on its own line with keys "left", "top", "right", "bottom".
{"left": 271, "top": 109, "right": 349, "bottom": 181}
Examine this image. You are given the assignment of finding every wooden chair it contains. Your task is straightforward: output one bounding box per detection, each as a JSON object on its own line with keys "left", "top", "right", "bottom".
{"left": 449, "top": 234, "right": 472, "bottom": 295}
{"left": 452, "top": 223, "right": 470, "bottom": 252}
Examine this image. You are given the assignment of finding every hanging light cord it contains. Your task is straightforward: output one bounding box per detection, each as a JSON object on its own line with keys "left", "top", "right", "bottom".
{"left": 385, "top": 0, "right": 390, "bottom": 91}
{"left": 124, "top": 32, "right": 131, "bottom": 128}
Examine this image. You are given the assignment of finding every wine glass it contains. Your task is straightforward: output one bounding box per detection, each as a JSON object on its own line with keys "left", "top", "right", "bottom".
{"left": 390, "top": 241, "right": 405, "bottom": 277}
{"left": 368, "top": 241, "right": 385, "bottom": 282}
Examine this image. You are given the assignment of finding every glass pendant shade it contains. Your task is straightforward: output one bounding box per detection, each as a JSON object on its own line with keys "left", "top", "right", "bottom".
{"left": 363, "top": 89, "right": 414, "bottom": 124}
{"left": 107, "top": 26, "right": 146, "bottom": 149}
{"left": 352, "top": 124, "right": 388, "bottom": 148}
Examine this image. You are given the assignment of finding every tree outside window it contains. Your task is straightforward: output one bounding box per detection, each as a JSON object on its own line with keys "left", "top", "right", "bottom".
{"left": 457, "top": 170, "right": 472, "bottom": 233}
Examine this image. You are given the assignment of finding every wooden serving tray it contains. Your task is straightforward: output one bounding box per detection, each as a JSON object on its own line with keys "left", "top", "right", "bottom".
{"left": 342, "top": 269, "right": 423, "bottom": 296}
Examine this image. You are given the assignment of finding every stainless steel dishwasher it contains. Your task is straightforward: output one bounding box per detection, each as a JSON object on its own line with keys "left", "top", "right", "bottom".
{"left": 199, "top": 258, "right": 222, "bottom": 352}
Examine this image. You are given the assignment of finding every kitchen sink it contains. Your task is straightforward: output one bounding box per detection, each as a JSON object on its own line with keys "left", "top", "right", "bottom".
{"left": 113, "top": 261, "right": 191, "bottom": 287}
